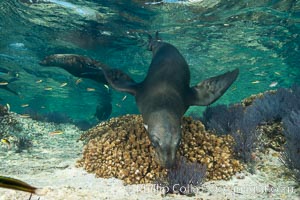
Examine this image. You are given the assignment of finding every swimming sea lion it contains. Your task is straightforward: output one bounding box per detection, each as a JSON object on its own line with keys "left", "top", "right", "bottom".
{"left": 99, "top": 33, "right": 239, "bottom": 168}
{"left": 39, "top": 54, "right": 107, "bottom": 84}
{"left": 41, "top": 33, "right": 239, "bottom": 168}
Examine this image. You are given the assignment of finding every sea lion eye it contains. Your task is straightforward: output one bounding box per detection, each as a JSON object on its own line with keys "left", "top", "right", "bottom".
{"left": 152, "top": 140, "right": 159, "bottom": 148}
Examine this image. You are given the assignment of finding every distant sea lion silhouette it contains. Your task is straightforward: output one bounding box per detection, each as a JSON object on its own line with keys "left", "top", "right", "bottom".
{"left": 39, "top": 54, "right": 107, "bottom": 84}
{"left": 41, "top": 33, "right": 239, "bottom": 168}
{"left": 95, "top": 103, "right": 112, "bottom": 121}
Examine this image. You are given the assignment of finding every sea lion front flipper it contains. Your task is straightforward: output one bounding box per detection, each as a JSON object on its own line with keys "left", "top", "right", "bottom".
{"left": 102, "top": 68, "right": 138, "bottom": 96}
{"left": 79, "top": 71, "right": 108, "bottom": 84}
{"left": 187, "top": 68, "right": 239, "bottom": 106}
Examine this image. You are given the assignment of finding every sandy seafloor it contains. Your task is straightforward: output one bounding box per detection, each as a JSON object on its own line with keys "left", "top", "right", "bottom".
{"left": 0, "top": 115, "right": 299, "bottom": 200}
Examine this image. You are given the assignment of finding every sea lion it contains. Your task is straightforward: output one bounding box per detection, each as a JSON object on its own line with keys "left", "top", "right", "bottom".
{"left": 41, "top": 33, "right": 239, "bottom": 168}
{"left": 98, "top": 33, "right": 239, "bottom": 168}
{"left": 39, "top": 54, "right": 107, "bottom": 84}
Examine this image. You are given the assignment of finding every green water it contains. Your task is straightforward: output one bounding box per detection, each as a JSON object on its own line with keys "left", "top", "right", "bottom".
{"left": 0, "top": 0, "right": 299, "bottom": 126}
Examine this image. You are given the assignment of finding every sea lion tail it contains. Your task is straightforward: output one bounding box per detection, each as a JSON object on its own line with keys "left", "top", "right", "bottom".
{"left": 187, "top": 68, "right": 239, "bottom": 106}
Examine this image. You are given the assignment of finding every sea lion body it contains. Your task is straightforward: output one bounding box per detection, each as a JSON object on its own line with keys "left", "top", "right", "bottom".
{"left": 39, "top": 54, "right": 107, "bottom": 84}
{"left": 135, "top": 43, "right": 190, "bottom": 167}
{"left": 137, "top": 42, "right": 190, "bottom": 119}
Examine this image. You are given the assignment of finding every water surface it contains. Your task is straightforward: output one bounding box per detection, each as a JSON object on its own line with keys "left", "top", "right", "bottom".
{"left": 0, "top": 0, "right": 299, "bottom": 125}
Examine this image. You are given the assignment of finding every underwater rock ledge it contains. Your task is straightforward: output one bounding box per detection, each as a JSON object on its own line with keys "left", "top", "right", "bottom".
{"left": 77, "top": 115, "right": 243, "bottom": 185}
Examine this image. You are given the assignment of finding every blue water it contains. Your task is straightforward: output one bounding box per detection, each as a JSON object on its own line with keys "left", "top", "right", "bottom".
{"left": 0, "top": 0, "right": 299, "bottom": 127}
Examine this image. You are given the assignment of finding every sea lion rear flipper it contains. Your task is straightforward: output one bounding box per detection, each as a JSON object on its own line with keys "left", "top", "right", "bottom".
{"left": 103, "top": 68, "right": 138, "bottom": 96}
{"left": 187, "top": 68, "right": 239, "bottom": 106}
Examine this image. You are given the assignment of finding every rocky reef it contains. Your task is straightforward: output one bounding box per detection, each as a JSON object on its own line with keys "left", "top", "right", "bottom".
{"left": 0, "top": 104, "right": 33, "bottom": 152}
{"left": 0, "top": 104, "right": 19, "bottom": 136}
{"left": 77, "top": 115, "right": 243, "bottom": 185}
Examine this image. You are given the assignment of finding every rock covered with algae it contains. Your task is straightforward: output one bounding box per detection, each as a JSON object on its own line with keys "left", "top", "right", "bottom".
{"left": 77, "top": 114, "right": 243, "bottom": 184}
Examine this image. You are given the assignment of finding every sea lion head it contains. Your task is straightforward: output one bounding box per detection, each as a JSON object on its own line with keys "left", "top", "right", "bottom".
{"left": 146, "top": 110, "right": 181, "bottom": 168}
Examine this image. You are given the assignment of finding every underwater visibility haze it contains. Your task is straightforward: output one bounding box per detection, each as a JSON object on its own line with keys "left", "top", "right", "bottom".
{"left": 0, "top": 0, "right": 299, "bottom": 126}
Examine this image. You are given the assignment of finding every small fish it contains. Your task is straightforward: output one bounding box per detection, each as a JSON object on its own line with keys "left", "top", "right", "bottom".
{"left": 104, "top": 84, "right": 109, "bottom": 90}
{"left": 0, "top": 81, "right": 8, "bottom": 86}
{"left": 6, "top": 103, "right": 10, "bottom": 112}
{"left": 122, "top": 95, "right": 127, "bottom": 101}
{"left": 116, "top": 103, "right": 121, "bottom": 108}
{"left": 60, "top": 82, "right": 68, "bottom": 87}
{"left": 44, "top": 87, "right": 53, "bottom": 91}
{"left": 145, "top": 1, "right": 163, "bottom": 5}
{"left": 249, "top": 67, "right": 259, "bottom": 71}
{"left": 49, "top": 130, "right": 63, "bottom": 136}
{"left": 274, "top": 71, "right": 281, "bottom": 75}
{"left": 0, "top": 176, "right": 37, "bottom": 194}
{"left": 21, "top": 104, "right": 29, "bottom": 108}
{"left": 254, "top": 72, "right": 266, "bottom": 77}
{"left": 251, "top": 80, "right": 260, "bottom": 84}
{"left": 269, "top": 82, "right": 278, "bottom": 88}
{"left": 75, "top": 78, "right": 82, "bottom": 85}
{"left": 19, "top": 114, "right": 31, "bottom": 118}
{"left": 1, "top": 138, "right": 11, "bottom": 148}
{"left": 87, "top": 88, "right": 95, "bottom": 92}
{"left": 1, "top": 139, "right": 11, "bottom": 149}
{"left": 36, "top": 80, "right": 43, "bottom": 83}
{"left": 41, "top": 106, "right": 46, "bottom": 109}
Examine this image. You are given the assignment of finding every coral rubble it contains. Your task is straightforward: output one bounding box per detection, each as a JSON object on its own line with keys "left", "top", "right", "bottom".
{"left": 77, "top": 115, "right": 243, "bottom": 184}
{"left": 0, "top": 104, "right": 21, "bottom": 139}
{"left": 0, "top": 104, "right": 32, "bottom": 152}
{"left": 258, "top": 121, "right": 284, "bottom": 151}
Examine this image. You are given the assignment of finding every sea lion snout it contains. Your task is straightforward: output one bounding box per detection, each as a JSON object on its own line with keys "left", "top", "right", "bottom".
{"left": 154, "top": 146, "right": 177, "bottom": 169}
